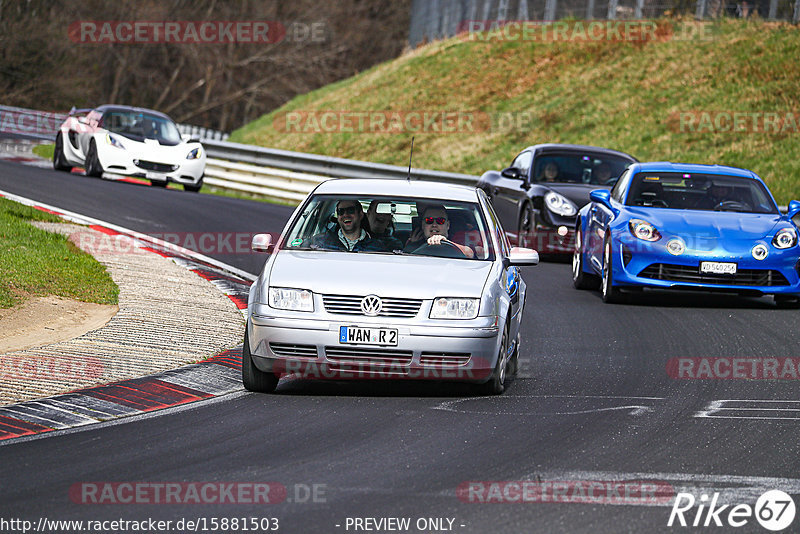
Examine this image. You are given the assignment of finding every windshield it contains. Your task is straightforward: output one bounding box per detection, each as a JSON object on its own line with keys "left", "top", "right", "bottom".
{"left": 101, "top": 110, "right": 182, "bottom": 146}
{"left": 625, "top": 172, "right": 778, "bottom": 214}
{"left": 280, "top": 195, "right": 495, "bottom": 261}
{"left": 532, "top": 153, "right": 632, "bottom": 185}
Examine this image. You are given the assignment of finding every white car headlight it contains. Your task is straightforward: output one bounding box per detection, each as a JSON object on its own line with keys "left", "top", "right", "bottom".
{"left": 268, "top": 287, "right": 314, "bottom": 312}
{"left": 186, "top": 147, "right": 202, "bottom": 160}
{"left": 544, "top": 191, "right": 577, "bottom": 217}
{"left": 430, "top": 297, "right": 479, "bottom": 319}
{"left": 105, "top": 133, "right": 125, "bottom": 149}
{"left": 773, "top": 227, "right": 797, "bottom": 249}
{"left": 629, "top": 219, "right": 661, "bottom": 242}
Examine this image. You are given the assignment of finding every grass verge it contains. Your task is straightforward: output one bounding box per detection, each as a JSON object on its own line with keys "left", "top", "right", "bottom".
{"left": 0, "top": 197, "right": 119, "bottom": 309}
{"left": 230, "top": 18, "right": 800, "bottom": 205}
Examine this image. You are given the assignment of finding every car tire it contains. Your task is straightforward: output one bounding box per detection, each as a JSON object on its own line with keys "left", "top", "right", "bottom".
{"left": 85, "top": 140, "right": 103, "bottom": 177}
{"left": 507, "top": 332, "right": 520, "bottom": 379}
{"left": 53, "top": 133, "right": 72, "bottom": 172}
{"left": 241, "top": 326, "right": 279, "bottom": 393}
{"left": 475, "top": 324, "right": 509, "bottom": 395}
{"left": 184, "top": 177, "right": 203, "bottom": 193}
{"left": 518, "top": 205, "right": 534, "bottom": 248}
{"left": 774, "top": 295, "right": 800, "bottom": 309}
{"left": 601, "top": 236, "right": 624, "bottom": 303}
{"left": 572, "top": 225, "right": 599, "bottom": 290}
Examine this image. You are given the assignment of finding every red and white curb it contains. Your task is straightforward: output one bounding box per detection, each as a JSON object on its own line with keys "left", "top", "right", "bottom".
{"left": 0, "top": 189, "right": 254, "bottom": 443}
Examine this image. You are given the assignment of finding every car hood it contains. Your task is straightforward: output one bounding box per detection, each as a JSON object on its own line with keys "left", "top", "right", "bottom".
{"left": 267, "top": 250, "right": 493, "bottom": 299}
{"left": 545, "top": 183, "right": 611, "bottom": 207}
{"left": 104, "top": 131, "right": 197, "bottom": 158}
{"left": 625, "top": 208, "right": 784, "bottom": 241}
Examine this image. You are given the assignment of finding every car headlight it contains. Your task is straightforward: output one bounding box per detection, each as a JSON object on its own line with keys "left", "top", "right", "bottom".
{"left": 105, "top": 133, "right": 125, "bottom": 149}
{"left": 430, "top": 297, "right": 479, "bottom": 319}
{"left": 629, "top": 219, "right": 661, "bottom": 242}
{"left": 186, "top": 147, "right": 202, "bottom": 160}
{"left": 268, "top": 287, "right": 314, "bottom": 312}
{"left": 544, "top": 191, "right": 577, "bottom": 217}
{"left": 773, "top": 228, "right": 797, "bottom": 249}
{"left": 752, "top": 243, "right": 769, "bottom": 260}
{"left": 666, "top": 238, "right": 685, "bottom": 255}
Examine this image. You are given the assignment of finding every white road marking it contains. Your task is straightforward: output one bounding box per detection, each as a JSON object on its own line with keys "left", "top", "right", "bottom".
{"left": 696, "top": 399, "right": 800, "bottom": 420}
{"left": 433, "top": 395, "right": 664, "bottom": 416}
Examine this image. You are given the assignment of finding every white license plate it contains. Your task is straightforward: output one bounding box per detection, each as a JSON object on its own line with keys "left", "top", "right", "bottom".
{"left": 339, "top": 326, "right": 398, "bottom": 346}
{"left": 700, "top": 261, "right": 737, "bottom": 275}
{"left": 145, "top": 171, "right": 167, "bottom": 180}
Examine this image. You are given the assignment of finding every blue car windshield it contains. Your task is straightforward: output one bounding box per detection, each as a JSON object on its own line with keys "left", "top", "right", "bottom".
{"left": 531, "top": 153, "right": 632, "bottom": 185}
{"left": 624, "top": 172, "right": 778, "bottom": 214}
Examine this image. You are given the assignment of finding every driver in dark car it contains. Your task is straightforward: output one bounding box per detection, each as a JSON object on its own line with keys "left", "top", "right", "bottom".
{"left": 404, "top": 205, "right": 475, "bottom": 258}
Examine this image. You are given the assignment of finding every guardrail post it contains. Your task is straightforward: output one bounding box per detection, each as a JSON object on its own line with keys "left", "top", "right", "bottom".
{"left": 634, "top": 0, "right": 645, "bottom": 18}
{"left": 586, "top": 0, "right": 596, "bottom": 18}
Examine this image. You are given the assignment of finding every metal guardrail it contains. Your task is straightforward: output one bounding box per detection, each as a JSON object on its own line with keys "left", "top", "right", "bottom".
{"left": 201, "top": 139, "right": 479, "bottom": 203}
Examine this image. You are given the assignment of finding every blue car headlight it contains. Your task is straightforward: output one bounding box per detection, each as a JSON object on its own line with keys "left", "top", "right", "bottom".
{"left": 752, "top": 244, "right": 769, "bottom": 260}
{"left": 186, "top": 147, "right": 202, "bottom": 160}
{"left": 544, "top": 191, "right": 577, "bottom": 217}
{"left": 430, "top": 297, "right": 479, "bottom": 319}
{"left": 666, "top": 238, "right": 685, "bottom": 255}
{"left": 629, "top": 219, "right": 661, "bottom": 242}
{"left": 105, "top": 133, "right": 125, "bottom": 149}
{"left": 773, "top": 228, "right": 797, "bottom": 249}
{"left": 268, "top": 287, "right": 314, "bottom": 312}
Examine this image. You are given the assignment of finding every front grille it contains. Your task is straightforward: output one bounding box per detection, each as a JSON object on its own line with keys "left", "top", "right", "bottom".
{"left": 269, "top": 343, "right": 317, "bottom": 358}
{"left": 135, "top": 159, "right": 177, "bottom": 172}
{"left": 639, "top": 263, "right": 789, "bottom": 287}
{"left": 324, "top": 346, "right": 413, "bottom": 366}
{"left": 419, "top": 352, "right": 471, "bottom": 366}
{"left": 322, "top": 294, "right": 422, "bottom": 318}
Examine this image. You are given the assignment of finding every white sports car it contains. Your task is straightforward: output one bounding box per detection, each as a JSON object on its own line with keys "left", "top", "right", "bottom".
{"left": 52, "top": 105, "right": 206, "bottom": 192}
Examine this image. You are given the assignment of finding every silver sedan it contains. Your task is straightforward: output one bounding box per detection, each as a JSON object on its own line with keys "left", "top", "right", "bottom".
{"left": 243, "top": 179, "right": 539, "bottom": 395}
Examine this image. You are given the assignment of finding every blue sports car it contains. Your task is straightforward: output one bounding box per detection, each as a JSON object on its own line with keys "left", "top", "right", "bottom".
{"left": 572, "top": 162, "right": 800, "bottom": 306}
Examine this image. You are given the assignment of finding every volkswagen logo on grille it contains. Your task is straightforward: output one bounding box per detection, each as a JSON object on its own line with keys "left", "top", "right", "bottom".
{"left": 360, "top": 295, "right": 382, "bottom": 316}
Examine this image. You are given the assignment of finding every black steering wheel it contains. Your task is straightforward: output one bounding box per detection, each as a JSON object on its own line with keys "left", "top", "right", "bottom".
{"left": 714, "top": 200, "right": 750, "bottom": 212}
{"left": 411, "top": 240, "right": 467, "bottom": 259}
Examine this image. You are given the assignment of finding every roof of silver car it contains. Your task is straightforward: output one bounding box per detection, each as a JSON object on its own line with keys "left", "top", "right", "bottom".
{"left": 313, "top": 179, "right": 479, "bottom": 202}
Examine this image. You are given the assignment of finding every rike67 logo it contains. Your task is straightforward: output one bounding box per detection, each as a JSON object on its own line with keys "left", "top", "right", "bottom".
{"left": 668, "top": 490, "right": 795, "bottom": 531}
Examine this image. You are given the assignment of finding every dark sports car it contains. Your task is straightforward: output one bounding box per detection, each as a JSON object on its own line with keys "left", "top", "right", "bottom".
{"left": 478, "top": 144, "right": 637, "bottom": 258}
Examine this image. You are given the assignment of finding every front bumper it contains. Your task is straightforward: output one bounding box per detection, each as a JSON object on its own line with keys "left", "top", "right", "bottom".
{"left": 96, "top": 143, "right": 205, "bottom": 184}
{"left": 247, "top": 309, "right": 502, "bottom": 383}
{"left": 611, "top": 234, "right": 800, "bottom": 296}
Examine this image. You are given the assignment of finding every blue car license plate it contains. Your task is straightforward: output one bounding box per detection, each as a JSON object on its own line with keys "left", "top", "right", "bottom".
{"left": 339, "top": 326, "right": 398, "bottom": 346}
{"left": 700, "top": 261, "right": 737, "bottom": 275}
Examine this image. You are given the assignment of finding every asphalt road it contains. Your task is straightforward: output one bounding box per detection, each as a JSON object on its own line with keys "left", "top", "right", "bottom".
{"left": 1, "top": 159, "right": 800, "bottom": 533}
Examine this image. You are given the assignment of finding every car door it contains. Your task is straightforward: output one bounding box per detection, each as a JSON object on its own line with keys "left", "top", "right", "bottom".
{"left": 490, "top": 150, "right": 533, "bottom": 234}
{"left": 483, "top": 195, "right": 521, "bottom": 337}
{"left": 586, "top": 169, "right": 631, "bottom": 271}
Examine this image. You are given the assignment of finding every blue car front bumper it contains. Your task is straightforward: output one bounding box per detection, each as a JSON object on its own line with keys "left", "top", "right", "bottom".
{"left": 611, "top": 234, "right": 800, "bottom": 296}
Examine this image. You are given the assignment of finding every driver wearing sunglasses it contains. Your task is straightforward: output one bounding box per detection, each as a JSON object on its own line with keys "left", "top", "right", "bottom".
{"left": 404, "top": 205, "right": 475, "bottom": 258}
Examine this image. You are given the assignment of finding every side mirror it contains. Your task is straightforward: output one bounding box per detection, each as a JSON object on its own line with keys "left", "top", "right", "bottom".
{"left": 77, "top": 116, "right": 88, "bottom": 124}
{"left": 505, "top": 247, "right": 539, "bottom": 267}
{"left": 786, "top": 200, "right": 800, "bottom": 220}
{"left": 251, "top": 233, "right": 273, "bottom": 253}
{"left": 501, "top": 167, "right": 523, "bottom": 180}
{"left": 589, "top": 189, "right": 619, "bottom": 216}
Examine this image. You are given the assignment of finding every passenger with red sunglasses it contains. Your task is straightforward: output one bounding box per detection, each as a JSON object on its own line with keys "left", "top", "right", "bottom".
{"left": 404, "top": 205, "right": 475, "bottom": 258}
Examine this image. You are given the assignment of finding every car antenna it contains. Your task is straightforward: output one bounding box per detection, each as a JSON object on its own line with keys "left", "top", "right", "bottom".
{"left": 406, "top": 136, "right": 414, "bottom": 182}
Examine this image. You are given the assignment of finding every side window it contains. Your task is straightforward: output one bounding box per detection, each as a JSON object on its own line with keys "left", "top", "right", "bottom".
{"left": 611, "top": 169, "right": 632, "bottom": 203}
{"left": 511, "top": 151, "right": 533, "bottom": 179}
{"left": 482, "top": 196, "right": 509, "bottom": 258}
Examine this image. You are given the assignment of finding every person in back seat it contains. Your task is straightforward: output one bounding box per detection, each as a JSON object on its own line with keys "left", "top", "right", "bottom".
{"left": 366, "top": 200, "right": 403, "bottom": 251}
